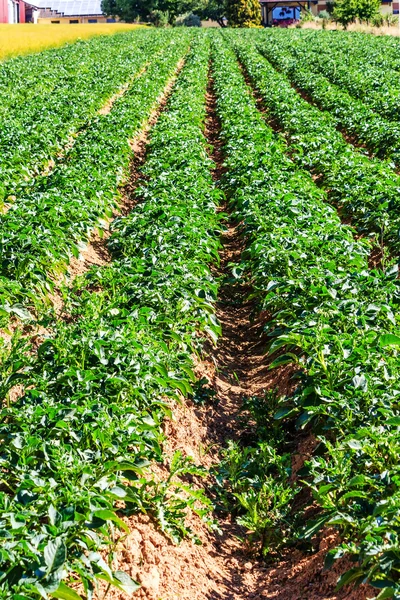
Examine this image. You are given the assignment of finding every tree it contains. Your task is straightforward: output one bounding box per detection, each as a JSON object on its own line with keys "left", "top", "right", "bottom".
{"left": 332, "top": 0, "right": 357, "bottom": 27}
{"left": 199, "top": 0, "right": 227, "bottom": 26}
{"left": 357, "top": 0, "right": 380, "bottom": 21}
{"left": 101, "top": 0, "right": 157, "bottom": 21}
{"left": 149, "top": 8, "right": 170, "bottom": 24}
{"left": 157, "top": 0, "right": 203, "bottom": 23}
{"left": 332, "top": 0, "right": 380, "bottom": 27}
{"left": 102, "top": 0, "right": 207, "bottom": 23}
{"left": 226, "top": 0, "right": 261, "bottom": 27}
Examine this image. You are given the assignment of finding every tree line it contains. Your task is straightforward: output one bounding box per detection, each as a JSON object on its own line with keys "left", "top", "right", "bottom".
{"left": 101, "top": 0, "right": 388, "bottom": 32}
{"left": 100, "top": 0, "right": 262, "bottom": 27}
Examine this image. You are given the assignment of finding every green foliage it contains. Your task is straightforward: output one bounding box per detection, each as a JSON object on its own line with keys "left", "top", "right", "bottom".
{"left": 101, "top": 0, "right": 226, "bottom": 26}
{"left": 212, "top": 390, "right": 293, "bottom": 555}
{"left": 216, "top": 30, "right": 400, "bottom": 596}
{"left": 214, "top": 441, "right": 296, "bottom": 556}
{"left": 190, "top": 377, "right": 218, "bottom": 406}
{"left": 356, "top": 0, "right": 381, "bottom": 21}
{"left": 149, "top": 8, "right": 171, "bottom": 25}
{"left": 332, "top": 0, "right": 358, "bottom": 27}
{"left": 262, "top": 27, "right": 400, "bottom": 123}
{"left": 101, "top": 0, "right": 157, "bottom": 21}
{"left": 226, "top": 0, "right": 261, "bottom": 27}
{"left": 332, "top": 0, "right": 381, "bottom": 26}
{"left": 135, "top": 451, "right": 213, "bottom": 543}
{"left": 7, "top": 25, "right": 400, "bottom": 600}
{"left": 252, "top": 28, "right": 400, "bottom": 170}
{"left": 0, "top": 30, "right": 158, "bottom": 198}
{"left": 240, "top": 391, "right": 284, "bottom": 445}
{"left": 0, "top": 32, "right": 191, "bottom": 326}
{"left": 198, "top": 0, "right": 227, "bottom": 26}
{"left": 299, "top": 8, "right": 315, "bottom": 21}
{"left": 102, "top": 0, "right": 209, "bottom": 24}
{"left": 0, "top": 35, "right": 221, "bottom": 599}
{"left": 233, "top": 30, "right": 400, "bottom": 251}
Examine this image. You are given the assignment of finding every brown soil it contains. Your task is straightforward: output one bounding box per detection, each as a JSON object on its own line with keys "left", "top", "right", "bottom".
{"left": 107, "top": 396, "right": 371, "bottom": 600}
{"left": 368, "top": 243, "right": 385, "bottom": 269}
{"left": 104, "top": 75, "right": 374, "bottom": 600}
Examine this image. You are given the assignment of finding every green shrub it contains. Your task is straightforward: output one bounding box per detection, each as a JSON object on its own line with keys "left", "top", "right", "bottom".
{"left": 149, "top": 9, "right": 170, "bottom": 26}
{"left": 175, "top": 12, "right": 202, "bottom": 26}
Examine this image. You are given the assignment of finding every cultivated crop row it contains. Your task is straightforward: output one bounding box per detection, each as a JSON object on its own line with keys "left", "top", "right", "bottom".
{"left": 317, "top": 30, "right": 400, "bottom": 73}
{"left": 0, "top": 33, "right": 192, "bottom": 326}
{"left": 230, "top": 34, "right": 400, "bottom": 253}
{"left": 251, "top": 32, "right": 400, "bottom": 166}
{"left": 0, "top": 35, "right": 220, "bottom": 600}
{"left": 269, "top": 29, "right": 400, "bottom": 75}
{"left": 212, "top": 34, "right": 400, "bottom": 598}
{"left": 259, "top": 29, "right": 400, "bottom": 124}
{"left": 316, "top": 30, "right": 400, "bottom": 73}
{"left": 0, "top": 29, "right": 172, "bottom": 199}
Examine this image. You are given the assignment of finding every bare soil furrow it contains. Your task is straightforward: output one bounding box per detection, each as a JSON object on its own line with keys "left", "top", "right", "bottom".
{"left": 104, "top": 70, "right": 371, "bottom": 600}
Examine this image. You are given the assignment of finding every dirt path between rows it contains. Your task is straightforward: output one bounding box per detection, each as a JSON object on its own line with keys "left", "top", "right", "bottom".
{"left": 107, "top": 74, "right": 373, "bottom": 600}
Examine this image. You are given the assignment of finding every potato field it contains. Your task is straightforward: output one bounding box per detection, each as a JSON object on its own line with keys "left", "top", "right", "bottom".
{"left": 1, "top": 27, "right": 400, "bottom": 600}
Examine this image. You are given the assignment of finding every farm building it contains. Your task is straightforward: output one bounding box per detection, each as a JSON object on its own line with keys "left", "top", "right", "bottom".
{"left": 260, "top": 0, "right": 399, "bottom": 23}
{"left": 36, "top": 0, "right": 113, "bottom": 22}
{"left": 0, "top": 0, "right": 39, "bottom": 22}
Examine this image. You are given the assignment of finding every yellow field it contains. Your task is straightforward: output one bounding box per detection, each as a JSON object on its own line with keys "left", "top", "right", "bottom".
{"left": 0, "top": 23, "right": 144, "bottom": 61}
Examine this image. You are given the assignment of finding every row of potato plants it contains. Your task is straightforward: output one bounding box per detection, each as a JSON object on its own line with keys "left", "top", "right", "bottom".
{"left": 250, "top": 31, "right": 400, "bottom": 166}
{"left": 0, "top": 35, "right": 221, "bottom": 600}
{"left": 259, "top": 29, "right": 400, "bottom": 124}
{"left": 268, "top": 29, "right": 400, "bottom": 76}
{"left": 302, "top": 30, "right": 400, "bottom": 74}
{"left": 0, "top": 32, "right": 192, "bottom": 327}
{"left": 229, "top": 33, "right": 400, "bottom": 255}
{"left": 0, "top": 30, "right": 171, "bottom": 200}
{"left": 212, "top": 34, "right": 400, "bottom": 598}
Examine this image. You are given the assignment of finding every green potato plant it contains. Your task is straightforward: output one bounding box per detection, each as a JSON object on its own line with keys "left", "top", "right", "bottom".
{"left": 0, "top": 34, "right": 221, "bottom": 599}
{"left": 211, "top": 32, "right": 400, "bottom": 598}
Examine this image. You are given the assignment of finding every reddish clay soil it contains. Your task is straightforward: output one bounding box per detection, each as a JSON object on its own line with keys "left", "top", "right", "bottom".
{"left": 105, "top": 78, "right": 374, "bottom": 600}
